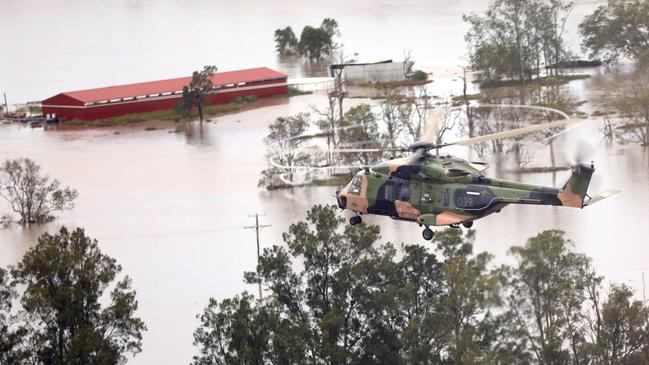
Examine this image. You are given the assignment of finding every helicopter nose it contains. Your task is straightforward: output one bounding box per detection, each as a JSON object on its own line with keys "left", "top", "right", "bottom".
{"left": 335, "top": 187, "right": 347, "bottom": 209}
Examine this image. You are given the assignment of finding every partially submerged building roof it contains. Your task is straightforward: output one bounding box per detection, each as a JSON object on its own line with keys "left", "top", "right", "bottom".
{"left": 43, "top": 67, "right": 288, "bottom": 105}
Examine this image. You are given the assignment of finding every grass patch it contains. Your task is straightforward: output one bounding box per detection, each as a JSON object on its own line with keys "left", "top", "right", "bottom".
{"left": 477, "top": 74, "right": 591, "bottom": 89}
{"left": 360, "top": 79, "right": 433, "bottom": 88}
{"left": 452, "top": 93, "right": 483, "bottom": 105}
{"left": 312, "top": 173, "right": 355, "bottom": 187}
{"left": 62, "top": 102, "right": 244, "bottom": 127}
{"left": 235, "top": 95, "right": 257, "bottom": 104}
{"left": 409, "top": 70, "right": 428, "bottom": 81}
{"left": 452, "top": 93, "right": 482, "bottom": 102}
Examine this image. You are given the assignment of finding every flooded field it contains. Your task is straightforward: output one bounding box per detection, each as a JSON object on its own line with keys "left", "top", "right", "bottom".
{"left": 1, "top": 0, "right": 604, "bottom": 102}
{"left": 4, "top": 0, "right": 648, "bottom": 364}
{"left": 2, "top": 73, "right": 649, "bottom": 363}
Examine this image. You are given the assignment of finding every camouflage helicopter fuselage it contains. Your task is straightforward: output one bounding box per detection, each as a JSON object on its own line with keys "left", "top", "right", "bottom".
{"left": 335, "top": 152, "right": 599, "bottom": 239}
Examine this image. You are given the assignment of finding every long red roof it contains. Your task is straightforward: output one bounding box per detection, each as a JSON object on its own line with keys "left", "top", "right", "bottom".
{"left": 51, "top": 67, "right": 287, "bottom": 104}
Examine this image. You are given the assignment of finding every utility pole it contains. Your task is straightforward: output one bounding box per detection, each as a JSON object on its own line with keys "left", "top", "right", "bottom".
{"left": 244, "top": 213, "right": 271, "bottom": 301}
{"left": 3, "top": 93, "right": 8, "bottom": 114}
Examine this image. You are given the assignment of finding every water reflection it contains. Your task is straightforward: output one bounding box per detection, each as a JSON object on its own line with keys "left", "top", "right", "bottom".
{"left": 1, "top": 0, "right": 637, "bottom": 363}
{"left": 2, "top": 70, "right": 648, "bottom": 365}
{"left": 174, "top": 121, "right": 213, "bottom": 146}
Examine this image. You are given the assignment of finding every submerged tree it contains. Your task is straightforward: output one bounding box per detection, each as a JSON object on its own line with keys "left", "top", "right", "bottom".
{"left": 338, "top": 104, "right": 382, "bottom": 165}
{"left": 298, "top": 26, "right": 334, "bottom": 60}
{"left": 613, "top": 69, "right": 649, "bottom": 145}
{"left": 11, "top": 227, "right": 146, "bottom": 364}
{"left": 0, "top": 158, "right": 78, "bottom": 225}
{"left": 579, "top": 0, "right": 649, "bottom": 64}
{"left": 259, "top": 113, "right": 310, "bottom": 189}
{"left": 275, "top": 18, "right": 340, "bottom": 60}
{"left": 530, "top": 85, "right": 580, "bottom": 167}
{"left": 377, "top": 85, "right": 407, "bottom": 157}
{"left": 464, "top": 0, "right": 574, "bottom": 83}
{"left": 177, "top": 65, "right": 218, "bottom": 123}
{"left": 274, "top": 26, "right": 298, "bottom": 56}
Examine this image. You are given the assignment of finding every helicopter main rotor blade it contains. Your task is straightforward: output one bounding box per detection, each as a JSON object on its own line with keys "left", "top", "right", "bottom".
{"left": 440, "top": 104, "right": 574, "bottom": 147}
{"left": 328, "top": 148, "right": 405, "bottom": 154}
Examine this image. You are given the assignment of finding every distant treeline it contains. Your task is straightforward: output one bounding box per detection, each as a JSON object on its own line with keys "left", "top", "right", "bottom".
{"left": 464, "top": 0, "right": 649, "bottom": 83}
{"left": 274, "top": 18, "right": 339, "bottom": 60}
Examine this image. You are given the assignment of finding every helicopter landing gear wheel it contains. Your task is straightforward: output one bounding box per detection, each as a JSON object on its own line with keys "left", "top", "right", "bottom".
{"left": 422, "top": 227, "right": 434, "bottom": 241}
{"left": 350, "top": 215, "right": 362, "bottom": 226}
{"left": 462, "top": 221, "right": 474, "bottom": 228}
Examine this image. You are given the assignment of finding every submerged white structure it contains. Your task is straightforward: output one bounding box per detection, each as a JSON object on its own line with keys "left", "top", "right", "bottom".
{"left": 329, "top": 60, "right": 415, "bottom": 85}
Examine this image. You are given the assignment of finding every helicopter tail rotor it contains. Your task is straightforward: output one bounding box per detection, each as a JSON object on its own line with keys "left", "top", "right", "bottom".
{"left": 558, "top": 163, "right": 596, "bottom": 208}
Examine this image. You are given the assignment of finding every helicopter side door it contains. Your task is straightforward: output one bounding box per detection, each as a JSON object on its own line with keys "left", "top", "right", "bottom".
{"left": 393, "top": 179, "right": 420, "bottom": 221}
{"left": 419, "top": 180, "right": 437, "bottom": 214}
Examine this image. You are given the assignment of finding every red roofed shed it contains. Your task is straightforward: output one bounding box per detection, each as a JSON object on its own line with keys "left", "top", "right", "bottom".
{"left": 42, "top": 67, "right": 288, "bottom": 120}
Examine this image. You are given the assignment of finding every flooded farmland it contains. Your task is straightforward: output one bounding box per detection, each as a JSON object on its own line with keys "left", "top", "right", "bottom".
{"left": 4, "top": 0, "right": 649, "bottom": 364}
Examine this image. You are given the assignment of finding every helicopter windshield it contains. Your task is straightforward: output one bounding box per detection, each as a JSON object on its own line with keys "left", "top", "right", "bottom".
{"left": 349, "top": 175, "right": 362, "bottom": 195}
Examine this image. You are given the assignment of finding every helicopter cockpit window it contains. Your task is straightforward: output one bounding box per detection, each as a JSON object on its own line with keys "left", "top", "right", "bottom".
{"left": 398, "top": 184, "right": 410, "bottom": 201}
{"left": 349, "top": 176, "right": 362, "bottom": 195}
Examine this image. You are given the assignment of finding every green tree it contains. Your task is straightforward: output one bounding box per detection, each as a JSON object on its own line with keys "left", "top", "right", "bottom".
{"left": 464, "top": 0, "right": 573, "bottom": 83}
{"left": 177, "top": 65, "right": 217, "bottom": 123}
{"left": 320, "top": 18, "right": 339, "bottom": 38}
{"left": 0, "top": 158, "right": 78, "bottom": 225}
{"left": 433, "top": 229, "right": 503, "bottom": 363}
{"left": 613, "top": 69, "right": 649, "bottom": 145}
{"left": 579, "top": 0, "right": 649, "bottom": 64}
{"left": 583, "top": 284, "right": 649, "bottom": 363}
{"left": 274, "top": 26, "right": 298, "bottom": 56}
{"left": 298, "top": 26, "right": 333, "bottom": 60}
{"left": 259, "top": 113, "right": 310, "bottom": 188}
{"left": 377, "top": 85, "right": 406, "bottom": 157}
{"left": 191, "top": 206, "right": 649, "bottom": 364}
{"left": 338, "top": 104, "right": 382, "bottom": 165}
{"left": 0, "top": 267, "right": 27, "bottom": 364}
{"left": 505, "top": 230, "right": 598, "bottom": 365}
{"left": 192, "top": 293, "right": 288, "bottom": 365}
{"left": 11, "top": 227, "right": 146, "bottom": 364}
{"left": 530, "top": 85, "right": 581, "bottom": 167}
{"left": 193, "top": 205, "right": 511, "bottom": 364}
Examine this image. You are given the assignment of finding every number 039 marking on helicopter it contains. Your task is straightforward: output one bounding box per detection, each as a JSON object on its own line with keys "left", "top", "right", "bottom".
{"left": 331, "top": 104, "right": 619, "bottom": 241}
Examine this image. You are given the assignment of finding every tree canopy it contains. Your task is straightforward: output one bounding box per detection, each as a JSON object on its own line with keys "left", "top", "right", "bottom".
{"left": 177, "top": 65, "right": 218, "bottom": 122}
{"left": 192, "top": 205, "right": 649, "bottom": 364}
{"left": 579, "top": 0, "right": 649, "bottom": 64}
{"left": 0, "top": 158, "right": 78, "bottom": 225}
{"left": 274, "top": 27, "right": 298, "bottom": 56}
{"left": 274, "top": 18, "right": 339, "bottom": 60}
{"left": 258, "top": 113, "right": 310, "bottom": 189}
{"left": 2, "top": 227, "right": 147, "bottom": 364}
{"left": 464, "top": 0, "right": 574, "bottom": 83}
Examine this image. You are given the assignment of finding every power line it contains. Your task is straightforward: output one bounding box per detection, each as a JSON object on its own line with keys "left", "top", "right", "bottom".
{"left": 244, "top": 213, "right": 271, "bottom": 301}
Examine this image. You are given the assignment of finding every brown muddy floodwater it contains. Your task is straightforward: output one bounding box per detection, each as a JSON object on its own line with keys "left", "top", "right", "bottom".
{"left": 2, "top": 78, "right": 649, "bottom": 364}
{"left": 3, "top": 0, "right": 646, "bottom": 364}
{"left": 1, "top": 0, "right": 604, "bottom": 102}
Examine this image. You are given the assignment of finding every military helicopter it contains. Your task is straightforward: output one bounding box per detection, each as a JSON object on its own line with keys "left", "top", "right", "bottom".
{"left": 334, "top": 116, "right": 619, "bottom": 241}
